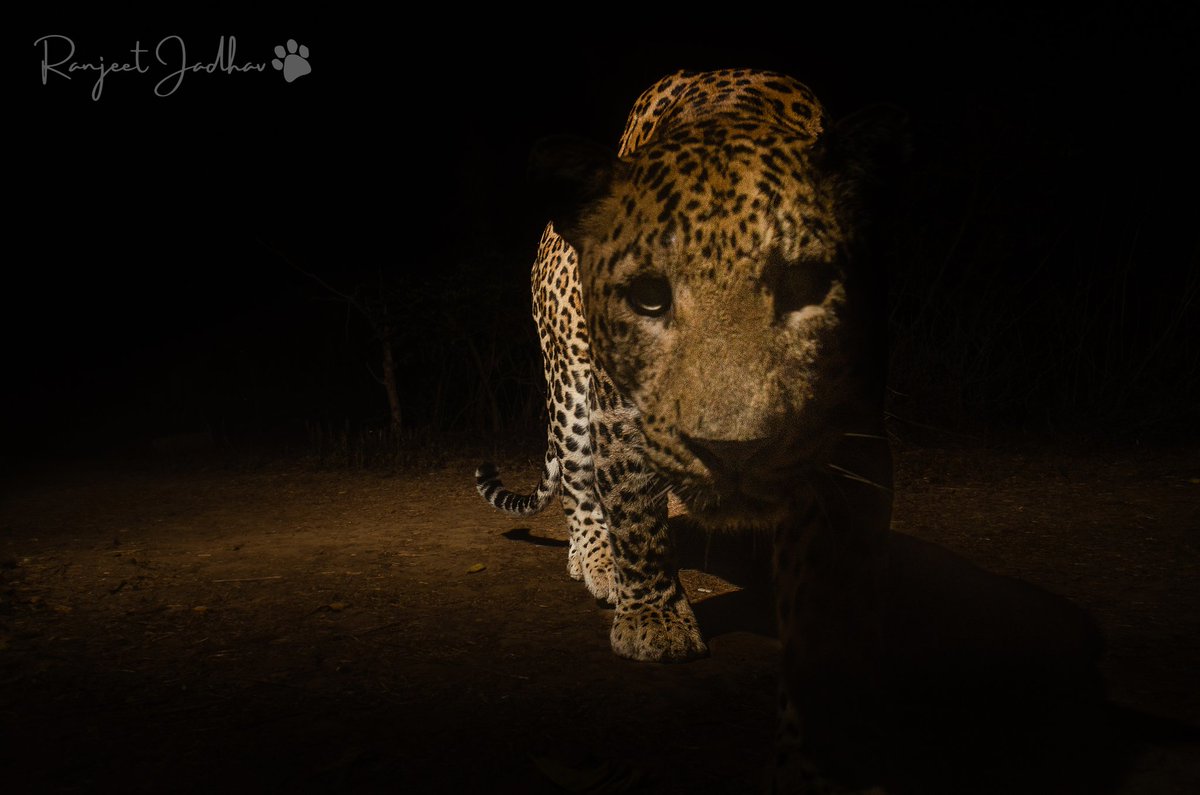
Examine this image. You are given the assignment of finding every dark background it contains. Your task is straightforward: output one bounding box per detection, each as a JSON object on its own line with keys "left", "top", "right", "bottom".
{"left": 9, "top": 5, "right": 1198, "bottom": 465}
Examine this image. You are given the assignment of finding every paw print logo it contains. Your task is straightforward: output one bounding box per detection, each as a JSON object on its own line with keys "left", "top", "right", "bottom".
{"left": 272, "top": 39, "right": 311, "bottom": 83}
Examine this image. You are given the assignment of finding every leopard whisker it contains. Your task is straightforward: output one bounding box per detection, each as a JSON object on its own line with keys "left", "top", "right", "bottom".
{"left": 826, "top": 463, "right": 893, "bottom": 494}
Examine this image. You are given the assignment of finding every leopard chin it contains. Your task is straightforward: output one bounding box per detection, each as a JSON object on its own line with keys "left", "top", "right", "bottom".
{"left": 685, "top": 499, "right": 792, "bottom": 532}
{"left": 674, "top": 478, "right": 798, "bottom": 531}
{"left": 650, "top": 431, "right": 831, "bottom": 533}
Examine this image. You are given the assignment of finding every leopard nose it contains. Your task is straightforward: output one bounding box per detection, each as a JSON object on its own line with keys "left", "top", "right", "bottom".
{"left": 680, "top": 434, "right": 772, "bottom": 476}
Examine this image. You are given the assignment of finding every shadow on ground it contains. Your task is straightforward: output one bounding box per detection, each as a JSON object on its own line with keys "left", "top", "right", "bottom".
{"left": 516, "top": 516, "right": 1200, "bottom": 794}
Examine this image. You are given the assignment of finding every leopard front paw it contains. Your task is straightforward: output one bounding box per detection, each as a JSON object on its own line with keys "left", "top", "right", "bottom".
{"left": 583, "top": 564, "right": 615, "bottom": 603}
{"left": 610, "top": 598, "right": 706, "bottom": 662}
{"left": 581, "top": 540, "right": 615, "bottom": 603}
{"left": 568, "top": 530, "right": 615, "bottom": 603}
{"left": 567, "top": 545, "right": 585, "bottom": 581}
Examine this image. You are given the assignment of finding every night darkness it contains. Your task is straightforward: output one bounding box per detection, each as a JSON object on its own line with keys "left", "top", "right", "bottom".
{"left": 5, "top": 5, "right": 1199, "bottom": 794}
{"left": 9, "top": 7, "right": 1197, "bottom": 459}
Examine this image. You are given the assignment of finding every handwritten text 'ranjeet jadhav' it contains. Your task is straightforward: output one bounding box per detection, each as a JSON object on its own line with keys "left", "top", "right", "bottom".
{"left": 34, "top": 35, "right": 268, "bottom": 101}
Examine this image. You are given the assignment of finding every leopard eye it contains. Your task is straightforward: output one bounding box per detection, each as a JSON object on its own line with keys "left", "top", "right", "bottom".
{"left": 773, "top": 259, "right": 836, "bottom": 320}
{"left": 626, "top": 275, "right": 672, "bottom": 317}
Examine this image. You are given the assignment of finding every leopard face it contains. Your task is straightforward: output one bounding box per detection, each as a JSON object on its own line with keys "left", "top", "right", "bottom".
{"left": 564, "top": 108, "right": 882, "bottom": 530}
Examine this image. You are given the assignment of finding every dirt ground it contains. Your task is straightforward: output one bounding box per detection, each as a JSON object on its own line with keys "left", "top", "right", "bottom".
{"left": 1, "top": 440, "right": 1198, "bottom": 794}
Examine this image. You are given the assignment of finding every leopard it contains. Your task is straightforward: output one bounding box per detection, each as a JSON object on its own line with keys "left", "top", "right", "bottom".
{"left": 475, "top": 227, "right": 616, "bottom": 603}
{"left": 479, "top": 68, "right": 902, "bottom": 791}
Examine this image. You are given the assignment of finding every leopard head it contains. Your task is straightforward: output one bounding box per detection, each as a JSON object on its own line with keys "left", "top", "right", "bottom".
{"left": 538, "top": 97, "right": 904, "bottom": 529}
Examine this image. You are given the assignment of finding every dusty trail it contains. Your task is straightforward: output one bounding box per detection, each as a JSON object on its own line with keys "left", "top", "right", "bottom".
{"left": 1, "top": 444, "right": 1197, "bottom": 793}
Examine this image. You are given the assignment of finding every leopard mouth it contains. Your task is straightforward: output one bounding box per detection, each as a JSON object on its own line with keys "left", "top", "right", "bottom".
{"left": 665, "top": 427, "right": 844, "bottom": 530}
{"left": 645, "top": 425, "right": 830, "bottom": 529}
{"left": 674, "top": 472, "right": 797, "bottom": 530}
{"left": 683, "top": 492, "right": 792, "bottom": 530}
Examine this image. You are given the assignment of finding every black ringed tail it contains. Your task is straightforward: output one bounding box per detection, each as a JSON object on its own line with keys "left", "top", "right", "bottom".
{"left": 475, "top": 447, "right": 561, "bottom": 516}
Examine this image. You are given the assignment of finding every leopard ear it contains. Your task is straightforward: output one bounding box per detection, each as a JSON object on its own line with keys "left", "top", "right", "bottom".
{"left": 827, "top": 103, "right": 911, "bottom": 174}
{"left": 528, "top": 135, "right": 622, "bottom": 251}
{"left": 817, "top": 104, "right": 911, "bottom": 225}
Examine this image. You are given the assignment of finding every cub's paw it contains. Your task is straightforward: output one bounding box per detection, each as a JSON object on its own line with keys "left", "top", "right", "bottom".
{"left": 610, "top": 598, "right": 706, "bottom": 662}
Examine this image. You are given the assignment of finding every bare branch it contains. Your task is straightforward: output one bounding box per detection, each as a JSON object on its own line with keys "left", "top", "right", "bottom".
{"left": 256, "top": 237, "right": 356, "bottom": 304}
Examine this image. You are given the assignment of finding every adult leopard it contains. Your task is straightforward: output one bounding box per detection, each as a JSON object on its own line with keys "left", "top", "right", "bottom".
{"left": 474, "top": 226, "right": 616, "bottom": 603}
{"left": 478, "top": 69, "right": 901, "bottom": 790}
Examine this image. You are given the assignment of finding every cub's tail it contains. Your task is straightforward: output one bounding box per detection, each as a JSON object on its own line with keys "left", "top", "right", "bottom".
{"left": 475, "top": 445, "right": 560, "bottom": 516}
